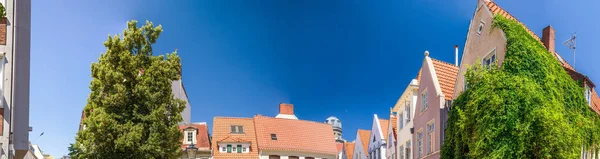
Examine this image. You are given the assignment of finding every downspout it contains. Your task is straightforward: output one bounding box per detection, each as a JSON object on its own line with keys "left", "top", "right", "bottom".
{"left": 8, "top": 0, "right": 15, "bottom": 158}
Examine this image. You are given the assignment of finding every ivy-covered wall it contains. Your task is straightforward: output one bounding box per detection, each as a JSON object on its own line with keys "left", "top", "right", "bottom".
{"left": 441, "top": 14, "right": 600, "bottom": 159}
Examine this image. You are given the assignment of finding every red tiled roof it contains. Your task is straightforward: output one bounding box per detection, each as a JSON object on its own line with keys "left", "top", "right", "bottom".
{"left": 378, "top": 119, "right": 389, "bottom": 140}
{"left": 390, "top": 115, "right": 397, "bottom": 140}
{"left": 357, "top": 129, "right": 371, "bottom": 154}
{"left": 253, "top": 115, "right": 338, "bottom": 155}
{"left": 212, "top": 117, "right": 259, "bottom": 159}
{"left": 592, "top": 90, "right": 600, "bottom": 114}
{"left": 179, "top": 123, "right": 211, "bottom": 150}
{"left": 344, "top": 142, "right": 355, "bottom": 159}
{"left": 431, "top": 58, "right": 459, "bottom": 100}
{"left": 336, "top": 142, "right": 344, "bottom": 153}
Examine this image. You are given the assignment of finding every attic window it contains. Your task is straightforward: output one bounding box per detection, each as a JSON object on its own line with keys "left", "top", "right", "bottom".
{"left": 270, "top": 134, "right": 277, "bottom": 140}
{"left": 230, "top": 125, "right": 244, "bottom": 134}
{"left": 585, "top": 84, "right": 592, "bottom": 106}
{"left": 477, "top": 21, "right": 485, "bottom": 36}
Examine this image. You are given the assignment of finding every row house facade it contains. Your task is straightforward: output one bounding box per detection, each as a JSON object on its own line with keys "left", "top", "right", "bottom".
{"left": 412, "top": 53, "right": 458, "bottom": 159}
{"left": 212, "top": 103, "right": 338, "bottom": 159}
{"left": 351, "top": 129, "right": 370, "bottom": 159}
{"left": 385, "top": 1, "right": 600, "bottom": 159}
{"left": 0, "top": 0, "right": 31, "bottom": 158}
{"left": 455, "top": 0, "right": 600, "bottom": 158}
{"left": 390, "top": 79, "right": 419, "bottom": 159}
{"left": 366, "top": 115, "right": 389, "bottom": 159}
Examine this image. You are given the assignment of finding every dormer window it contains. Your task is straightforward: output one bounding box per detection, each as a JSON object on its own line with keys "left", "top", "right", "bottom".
{"left": 585, "top": 84, "right": 592, "bottom": 106}
{"left": 230, "top": 125, "right": 244, "bottom": 134}
{"left": 183, "top": 129, "right": 197, "bottom": 144}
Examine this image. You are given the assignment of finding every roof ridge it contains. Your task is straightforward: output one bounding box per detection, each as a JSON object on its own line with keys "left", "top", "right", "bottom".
{"left": 214, "top": 116, "right": 253, "bottom": 119}
{"left": 254, "top": 115, "right": 333, "bottom": 126}
{"left": 429, "top": 57, "right": 458, "bottom": 69}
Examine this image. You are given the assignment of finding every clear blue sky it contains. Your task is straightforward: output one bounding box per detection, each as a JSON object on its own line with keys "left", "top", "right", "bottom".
{"left": 30, "top": 0, "right": 600, "bottom": 156}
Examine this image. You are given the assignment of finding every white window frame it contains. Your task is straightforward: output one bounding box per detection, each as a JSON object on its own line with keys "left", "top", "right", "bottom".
{"left": 482, "top": 48, "right": 497, "bottom": 67}
{"left": 585, "top": 84, "right": 592, "bottom": 106}
{"left": 0, "top": 55, "right": 5, "bottom": 108}
{"left": 184, "top": 130, "right": 196, "bottom": 144}
{"left": 405, "top": 101, "right": 411, "bottom": 122}
{"left": 427, "top": 121, "right": 435, "bottom": 154}
{"left": 477, "top": 20, "right": 485, "bottom": 36}
{"left": 421, "top": 90, "right": 428, "bottom": 112}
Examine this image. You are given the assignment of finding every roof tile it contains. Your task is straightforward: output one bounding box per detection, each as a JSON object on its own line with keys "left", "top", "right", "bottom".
{"left": 211, "top": 117, "right": 259, "bottom": 159}
{"left": 344, "top": 142, "right": 355, "bottom": 159}
{"left": 378, "top": 119, "right": 389, "bottom": 140}
{"left": 357, "top": 129, "right": 371, "bottom": 154}
{"left": 179, "top": 123, "right": 211, "bottom": 150}
{"left": 430, "top": 58, "right": 459, "bottom": 100}
{"left": 253, "top": 115, "right": 338, "bottom": 155}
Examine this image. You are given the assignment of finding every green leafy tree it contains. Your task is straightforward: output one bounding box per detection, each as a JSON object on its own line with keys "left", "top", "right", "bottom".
{"left": 69, "top": 20, "right": 186, "bottom": 159}
{"left": 441, "top": 15, "right": 600, "bottom": 159}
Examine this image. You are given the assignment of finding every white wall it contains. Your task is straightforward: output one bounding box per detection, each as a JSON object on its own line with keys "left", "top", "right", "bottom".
{"left": 368, "top": 115, "right": 386, "bottom": 159}
{"left": 396, "top": 80, "right": 418, "bottom": 159}
{"left": 353, "top": 132, "right": 367, "bottom": 159}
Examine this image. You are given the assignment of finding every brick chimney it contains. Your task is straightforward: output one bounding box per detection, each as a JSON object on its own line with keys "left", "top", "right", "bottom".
{"left": 276, "top": 103, "right": 298, "bottom": 119}
{"left": 542, "top": 25, "right": 556, "bottom": 53}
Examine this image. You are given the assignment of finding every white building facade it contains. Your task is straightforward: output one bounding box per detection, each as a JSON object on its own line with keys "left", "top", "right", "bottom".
{"left": 394, "top": 79, "right": 419, "bottom": 159}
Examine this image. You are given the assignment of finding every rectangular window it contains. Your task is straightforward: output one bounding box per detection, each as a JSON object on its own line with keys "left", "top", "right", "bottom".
{"left": 427, "top": 122, "right": 435, "bottom": 154}
{"left": 187, "top": 131, "right": 193, "bottom": 143}
{"left": 421, "top": 90, "right": 428, "bottom": 112}
{"left": 230, "top": 125, "right": 244, "bottom": 133}
{"left": 585, "top": 85, "right": 592, "bottom": 106}
{"left": 406, "top": 101, "right": 411, "bottom": 121}
{"left": 226, "top": 144, "right": 232, "bottom": 153}
{"left": 417, "top": 131, "right": 423, "bottom": 158}
{"left": 237, "top": 145, "right": 242, "bottom": 153}
{"left": 399, "top": 112, "right": 404, "bottom": 129}
{"left": 271, "top": 134, "right": 277, "bottom": 140}
{"left": 406, "top": 140, "right": 412, "bottom": 159}
{"left": 483, "top": 48, "right": 497, "bottom": 67}
{"left": 399, "top": 145, "right": 404, "bottom": 159}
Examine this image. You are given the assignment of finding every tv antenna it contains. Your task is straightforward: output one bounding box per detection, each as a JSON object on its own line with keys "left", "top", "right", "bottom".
{"left": 563, "top": 32, "right": 576, "bottom": 69}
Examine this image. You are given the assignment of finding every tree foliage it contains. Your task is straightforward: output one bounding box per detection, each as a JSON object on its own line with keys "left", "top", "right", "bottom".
{"left": 69, "top": 20, "right": 186, "bottom": 159}
{"left": 441, "top": 15, "right": 600, "bottom": 159}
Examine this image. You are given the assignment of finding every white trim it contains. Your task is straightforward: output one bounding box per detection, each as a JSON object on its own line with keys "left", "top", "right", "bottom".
{"left": 476, "top": 21, "right": 485, "bottom": 36}
{"left": 424, "top": 57, "right": 444, "bottom": 97}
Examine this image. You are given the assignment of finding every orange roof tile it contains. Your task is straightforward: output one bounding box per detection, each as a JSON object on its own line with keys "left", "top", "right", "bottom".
{"left": 344, "top": 142, "right": 355, "bottom": 159}
{"left": 390, "top": 115, "right": 397, "bottom": 140}
{"left": 253, "top": 115, "right": 338, "bottom": 155}
{"left": 592, "top": 90, "right": 600, "bottom": 114}
{"left": 336, "top": 142, "right": 344, "bottom": 153}
{"left": 180, "top": 123, "right": 211, "bottom": 150}
{"left": 378, "top": 119, "right": 389, "bottom": 140}
{"left": 212, "top": 117, "right": 259, "bottom": 159}
{"left": 431, "top": 58, "right": 459, "bottom": 100}
{"left": 357, "top": 129, "right": 371, "bottom": 154}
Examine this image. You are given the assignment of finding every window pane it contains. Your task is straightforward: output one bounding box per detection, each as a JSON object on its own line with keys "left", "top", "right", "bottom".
{"left": 237, "top": 145, "right": 242, "bottom": 153}
{"left": 227, "top": 145, "right": 232, "bottom": 153}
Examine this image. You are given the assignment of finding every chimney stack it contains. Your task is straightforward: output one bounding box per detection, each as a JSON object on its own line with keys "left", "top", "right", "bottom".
{"left": 276, "top": 103, "right": 298, "bottom": 119}
{"left": 542, "top": 25, "right": 556, "bottom": 53}
{"left": 454, "top": 45, "right": 459, "bottom": 66}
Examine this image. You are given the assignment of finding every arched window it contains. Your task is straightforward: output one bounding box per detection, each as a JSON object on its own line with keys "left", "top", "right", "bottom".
{"left": 289, "top": 156, "right": 299, "bottom": 159}
{"left": 305, "top": 157, "right": 315, "bottom": 159}
{"left": 268, "top": 155, "right": 281, "bottom": 159}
